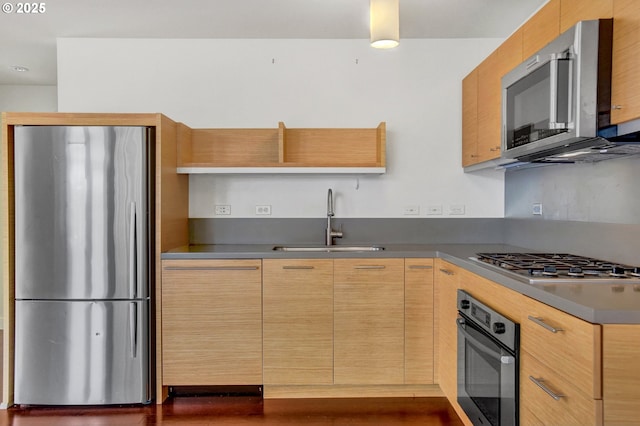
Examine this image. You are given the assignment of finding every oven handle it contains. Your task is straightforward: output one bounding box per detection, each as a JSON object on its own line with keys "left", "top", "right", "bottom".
{"left": 457, "top": 317, "right": 510, "bottom": 362}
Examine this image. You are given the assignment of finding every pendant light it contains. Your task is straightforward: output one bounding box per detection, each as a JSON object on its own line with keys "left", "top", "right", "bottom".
{"left": 370, "top": 0, "right": 400, "bottom": 49}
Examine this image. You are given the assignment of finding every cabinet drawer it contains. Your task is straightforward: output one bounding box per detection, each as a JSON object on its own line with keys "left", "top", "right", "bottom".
{"left": 521, "top": 351, "right": 603, "bottom": 426}
{"left": 521, "top": 296, "right": 602, "bottom": 398}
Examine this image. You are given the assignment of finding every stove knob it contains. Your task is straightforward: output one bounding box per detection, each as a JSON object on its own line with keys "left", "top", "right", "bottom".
{"left": 460, "top": 300, "right": 470, "bottom": 310}
{"left": 493, "top": 322, "right": 506, "bottom": 334}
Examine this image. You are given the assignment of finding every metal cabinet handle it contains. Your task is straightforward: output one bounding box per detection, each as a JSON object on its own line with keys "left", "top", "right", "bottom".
{"left": 408, "top": 265, "right": 433, "bottom": 270}
{"left": 282, "top": 266, "right": 315, "bottom": 270}
{"left": 528, "top": 316, "right": 563, "bottom": 333}
{"left": 354, "top": 265, "right": 386, "bottom": 270}
{"left": 529, "top": 376, "right": 564, "bottom": 401}
{"left": 129, "top": 202, "right": 137, "bottom": 299}
{"left": 164, "top": 266, "right": 259, "bottom": 271}
{"left": 439, "top": 269, "right": 454, "bottom": 276}
{"left": 129, "top": 303, "right": 137, "bottom": 358}
{"left": 612, "top": 104, "right": 622, "bottom": 110}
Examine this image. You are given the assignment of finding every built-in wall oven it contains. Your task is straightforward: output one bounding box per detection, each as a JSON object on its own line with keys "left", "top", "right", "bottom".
{"left": 457, "top": 290, "right": 519, "bottom": 426}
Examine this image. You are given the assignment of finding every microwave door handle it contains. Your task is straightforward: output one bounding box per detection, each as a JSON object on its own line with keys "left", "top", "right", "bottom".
{"left": 549, "top": 56, "right": 571, "bottom": 130}
{"left": 456, "top": 317, "right": 503, "bottom": 360}
{"left": 549, "top": 58, "right": 560, "bottom": 129}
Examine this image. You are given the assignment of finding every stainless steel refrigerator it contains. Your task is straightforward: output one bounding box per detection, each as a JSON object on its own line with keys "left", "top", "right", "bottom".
{"left": 13, "top": 125, "right": 153, "bottom": 405}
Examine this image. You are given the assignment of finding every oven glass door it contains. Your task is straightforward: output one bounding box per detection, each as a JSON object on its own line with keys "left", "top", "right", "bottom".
{"left": 504, "top": 55, "right": 572, "bottom": 150}
{"left": 457, "top": 315, "right": 517, "bottom": 426}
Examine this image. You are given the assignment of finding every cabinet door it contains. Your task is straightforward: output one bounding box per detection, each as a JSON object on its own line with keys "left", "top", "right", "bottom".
{"left": 161, "top": 259, "right": 262, "bottom": 385}
{"left": 522, "top": 0, "right": 560, "bottom": 59}
{"left": 263, "top": 259, "right": 333, "bottom": 385}
{"left": 560, "top": 0, "right": 613, "bottom": 32}
{"left": 603, "top": 325, "right": 640, "bottom": 424}
{"left": 462, "top": 69, "right": 479, "bottom": 167}
{"left": 476, "top": 49, "right": 501, "bottom": 164}
{"left": 334, "top": 258, "right": 404, "bottom": 384}
{"left": 476, "top": 29, "right": 522, "bottom": 164}
{"left": 433, "top": 259, "right": 460, "bottom": 397}
{"left": 404, "top": 258, "right": 434, "bottom": 384}
{"left": 611, "top": 0, "right": 640, "bottom": 124}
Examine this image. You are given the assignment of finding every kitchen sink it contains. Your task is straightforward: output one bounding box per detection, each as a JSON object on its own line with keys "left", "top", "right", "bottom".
{"left": 273, "top": 245, "right": 385, "bottom": 252}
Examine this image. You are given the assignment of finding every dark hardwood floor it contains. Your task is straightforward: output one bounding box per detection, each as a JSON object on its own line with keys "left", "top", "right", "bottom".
{"left": 0, "top": 330, "right": 461, "bottom": 425}
{"left": 0, "top": 396, "right": 463, "bottom": 425}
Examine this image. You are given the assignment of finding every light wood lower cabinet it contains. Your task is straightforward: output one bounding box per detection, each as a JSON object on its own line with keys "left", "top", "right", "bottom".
{"left": 161, "top": 259, "right": 263, "bottom": 385}
{"left": 262, "top": 259, "right": 333, "bottom": 385}
{"left": 405, "top": 258, "right": 434, "bottom": 384}
{"left": 334, "top": 258, "right": 405, "bottom": 384}
{"left": 521, "top": 351, "right": 603, "bottom": 426}
{"left": 602, "top": 325, "right": 640, "bottom": 424}
{"left": 520, "top": 295, "right": 602, "bottom": 399}
{"left": 434, "top": 259, "right": 460, "bottom": 398}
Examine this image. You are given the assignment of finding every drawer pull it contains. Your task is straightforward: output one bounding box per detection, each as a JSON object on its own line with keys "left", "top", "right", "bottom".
{"left": 529, "top": 376, "right": 564, "bottom": 401}
{"left": 408, "top": 265, "right": 433, "bottom": 270}
{"left": 528, "top": 316, "right": 563, "bottom": 333}
{"left": 282, "top": 266, "right": 315, "bottom": 270}
{"left": 439, "top": 269, "right": 454, "bottom": 276}
{"left": 164, "top": 266, "right": 259, "bottom": 271}
{"left": 354, "top": 265, "right": 386, "bottom": 270}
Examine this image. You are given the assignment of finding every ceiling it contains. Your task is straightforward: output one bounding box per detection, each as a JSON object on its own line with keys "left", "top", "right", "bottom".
{"left": 0, "top": 0, "right": 547, "bottom": 86}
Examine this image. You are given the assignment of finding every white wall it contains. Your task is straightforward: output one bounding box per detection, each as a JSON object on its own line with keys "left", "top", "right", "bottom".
{"left": 0, "top": 84, "right": 57, "bottom": 112}
{"left": 57, "top": 38, "right": 505, "bottom": 218}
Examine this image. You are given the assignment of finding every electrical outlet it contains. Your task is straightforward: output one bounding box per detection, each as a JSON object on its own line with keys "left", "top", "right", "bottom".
{"left": 255, "top": 205, "right": 272, "bottom": 215}
{"left": 427, "top": 205, "right": 443, "bottom": 215}
{"left": 214, "top": 205, "right": 231, "bottom": 215}
{"left": 449, "top": 204, "right": 465, "bottom": 215}
{"left": 403, "top": 205, "right": 420, "bottom": 215}
{"left": 532, "top": 203, "right": 543, "bottom": 215}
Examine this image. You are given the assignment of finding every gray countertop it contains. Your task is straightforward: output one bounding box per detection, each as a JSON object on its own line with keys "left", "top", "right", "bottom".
{"left": 163, "top": 243, "right": 640, "bottom": 325}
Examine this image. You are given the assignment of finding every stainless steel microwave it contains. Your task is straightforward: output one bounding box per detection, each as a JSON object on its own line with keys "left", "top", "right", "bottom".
{"left": 500, "top": 19, "right": 634, "bottom": 163}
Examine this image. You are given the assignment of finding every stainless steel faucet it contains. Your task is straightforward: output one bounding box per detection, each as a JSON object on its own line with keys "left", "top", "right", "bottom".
{"left": 326, "top": 188, "right": 343, "bottom": 246}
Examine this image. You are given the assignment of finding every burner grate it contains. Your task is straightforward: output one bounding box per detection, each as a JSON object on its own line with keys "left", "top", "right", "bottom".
{"left": 475, "top": 253, "right": 640, "bottom": 280}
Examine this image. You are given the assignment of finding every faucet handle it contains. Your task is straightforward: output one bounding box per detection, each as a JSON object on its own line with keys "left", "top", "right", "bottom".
{"left": 333, "top": 224, "right": 344, "bottom": 239}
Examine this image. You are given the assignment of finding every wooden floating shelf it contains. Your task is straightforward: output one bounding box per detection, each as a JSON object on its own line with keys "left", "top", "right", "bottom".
{"left": 177, "top": 122, "right": 386, "bottom": 174}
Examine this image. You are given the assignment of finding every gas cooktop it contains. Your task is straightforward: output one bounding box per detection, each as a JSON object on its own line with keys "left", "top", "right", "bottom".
{"left": 470, "top": 253, "right": 640, "bottom": 284}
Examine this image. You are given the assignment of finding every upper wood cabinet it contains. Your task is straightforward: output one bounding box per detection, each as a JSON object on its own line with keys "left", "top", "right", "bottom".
{"left": 461, "top": 68, "right": 479, "bottom": 167}
{"left": 461, "top": 0, "right": 640, "bottom": 168}
{"left": 465, "top": 29, "right": 522, "bottom": 167}
{"left": 611, "top": 0, "right": 640, "bottom": 124}
{"left": 522, "top": 0, "right": 561, "bottom": 59}
{"left": 560, "top": 0, "right": 613, "bottom": 32}
{"left": 176, "top": 121, "right": 386, "bottom": 174}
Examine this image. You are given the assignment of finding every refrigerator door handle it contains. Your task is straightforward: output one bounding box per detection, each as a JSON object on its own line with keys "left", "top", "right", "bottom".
{"left": 129, "top": 202, "right": 137, "bottom": 300}
{"left": 129, "top": 302, "right": 138, "bottom": 358}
